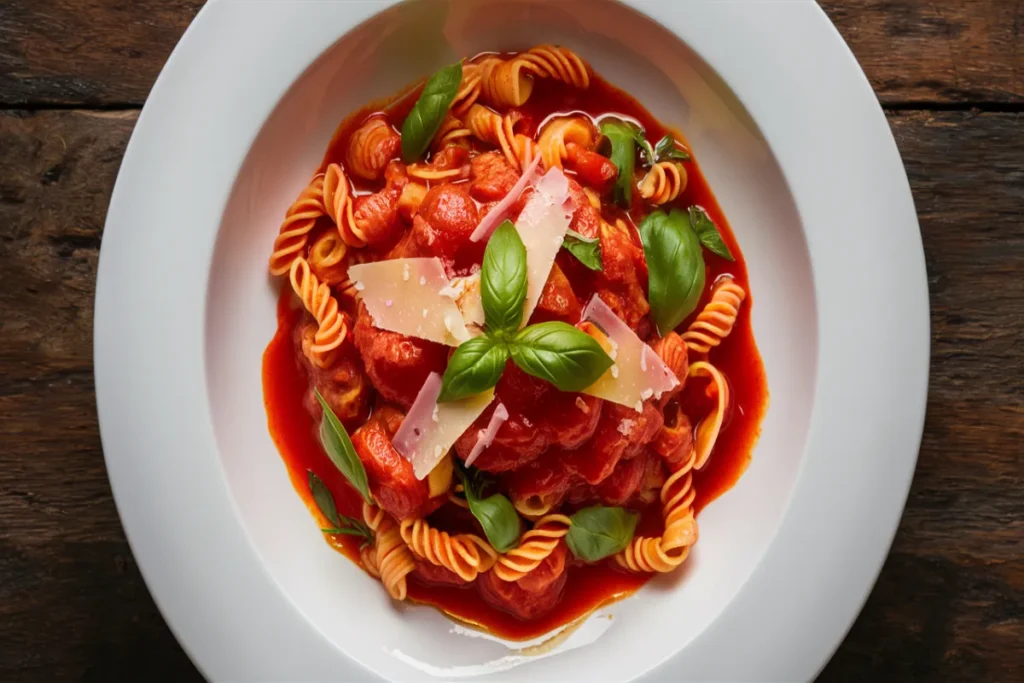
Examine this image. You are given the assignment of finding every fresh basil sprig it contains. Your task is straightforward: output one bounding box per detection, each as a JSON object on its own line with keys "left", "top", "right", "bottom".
{"left": 438, "top": 335, "right": 509, "bottom": 402}
{"left": 457, "top": 464, "right": 521, "bottom": 553}
{"left": 511, "top": 322, "right": 613, "bottom": 392}
{"left": 654, "top": 134, "right": 691, "bottom": 163}
{"left": 599, "top": 119, "right": 638, "bottom": 208}
{"left": 561, "top": 229, "right": 603, "bottom": 271}
{"left": 566, "top": 505, "right": 639, "bottom": 562}
{"left": 439, "top": 224, "right": 613, "bottom": 401}
{"left": 315, "top": 389, "right": 372, "bottom": 504}
{"left": 688, "top": 206, "right": 734, "bottom": 261}
{"left": 481, "top": 221, "right": 528, "bottom": 335}
{"left": 401, "top": 61, "right": 463, "bottom": 163}
{"left": 307, "top": 471, "right": 374, "bottom": 543}
{"left": 639, "top": 209, "right": 706, "bottom": 336}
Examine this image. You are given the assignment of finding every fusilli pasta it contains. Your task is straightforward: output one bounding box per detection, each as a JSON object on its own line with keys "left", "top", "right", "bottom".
{"left": 493, "top": 514, "right": 570, "bottom": 582}
{"left": 399, "top": 517, "right": 496, "bottom": 582}
{"left": 364, "top": 503, "right": 416, "bottom": 600}
{"left": 682, "top": 277, "right": 746, "bottom": 354}
{"left": 518, "top": 45, "right": 590, "bottom": 90}
{"left": 537, "top": 115, "right": 595, "bottom": 170}
{"left": 289, "top": 257, "right": 349, "bottom": 367}
{"left": 689, "top": 361, "right": 729, "bottom": 470}
{"left": 268, "top": 175, "right": 326, "bottom": 276}
{"left": 465, "top": 104, "right": 536, "bottom": 172}
{"left": 306, "top": 230, "right": 349, "bottom": 286}
{"left": 323, "top": 163, "right": 366, "bottom": 247}
{"left": 346, "top": 116, "right": 400, "bottom": 181}
{"left": 639, "top": 161, "right": 687, "bottom": 205}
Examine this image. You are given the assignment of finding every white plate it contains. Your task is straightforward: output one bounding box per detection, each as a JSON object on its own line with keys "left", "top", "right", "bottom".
{"left": 94, "top": 0, "right": 928, "bottom": 681}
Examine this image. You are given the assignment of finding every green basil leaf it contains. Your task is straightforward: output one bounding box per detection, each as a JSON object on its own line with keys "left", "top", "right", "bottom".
{"left": 321, "top": 520, "right": 374, "bottom": 543}
{"left": 561, "top": 229, "right": 603, "bottom": 271}
{"left": 640, "top": 208, "right": 706, "bottom": 336}
{"left": 401, "top": 61, "right": 463, "bottom": 162}
{"left": 308, "top": 471, "right": 340, "bottom": 527}
{"left": 634, "top": 128, "right": 656, "bottom": 167}
{"left": 481, "top": 220, "right": 528, "bottom": 335}
{"left": 599, "top": 119, "right": 638, "bottom": 208}
{"left": 511, "top": 321, "right": 613, "bottom": 392}
{"left": 462, "top": 472, "right": 521, "bottom": 553}
{"left": 439, "top": 336, "right": 509, "bottom": 402}
{"left": 688, "top": 205, "right": 735, "bottom": 261}
{"left": 315, "top": 389, "right": 373, "bottom": 504}
{"left": 566, "top": 506, "right": 638, "bottom": 562}
{"left": 654, "top": 134, "right": 691, "bottom": 162}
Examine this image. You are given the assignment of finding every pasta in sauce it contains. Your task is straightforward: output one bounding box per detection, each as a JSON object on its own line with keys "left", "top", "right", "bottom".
{"left": 263, "top": 46, "right": 767, "bottom": 640}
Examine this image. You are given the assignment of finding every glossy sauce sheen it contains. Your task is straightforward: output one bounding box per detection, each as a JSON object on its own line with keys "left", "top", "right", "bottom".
{"left": 263, "top": 71, "right": 767, "bottom": 640}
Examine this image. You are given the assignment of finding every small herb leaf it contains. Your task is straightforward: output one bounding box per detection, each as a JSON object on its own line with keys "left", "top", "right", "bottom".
{"left": 599, "top": 119, "right": 638, "bottom": 208}
{"left": 511, "top": 321, "right": 613, "bottom": 392}
{"left": 308, "top": 471, "right": 340, "bottom": 528}
{"left": 315, "top": 390, "right": 373, "bottom": 504}
{"left": 639, "top": 209, "right": 706, "bottom": 336}
{"left": 653, "top": 134, "right": 691, "bottom": 162}
{"left": 688, "top": 205, "right": 734, "bottom": 261}
{"left": 634, "top": 128, "right": 656, "bottom": 166}
{"left": 461, "top": 468, "right": 521, "bottom": 553}
{"left": 566, "top": 506, "right": 638, "bottom": 562}
{"left": 439, "top": 336, "right": 509, "bottom": 402}
{"left": 561, "top": 229, "right": 603, "bottom": 272}
{"left": 401, "top": 61, "right": 463, "bottom": 162}
{"left": 481, "top": 220, "right": 528, "bottom": 334}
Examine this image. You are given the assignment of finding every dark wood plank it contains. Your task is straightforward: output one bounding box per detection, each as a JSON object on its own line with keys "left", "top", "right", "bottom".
{"left": 1, "top": 106, "right": 1021, "bottom": 680}
{"left": 0, "top": 1, "right": 1021, "bottom": 106}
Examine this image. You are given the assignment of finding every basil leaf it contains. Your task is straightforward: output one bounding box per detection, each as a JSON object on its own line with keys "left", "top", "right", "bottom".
{"left": 654, "top": 134, "right": 691, "bottom": 162}
{"left": 401, "top": 61, "right": 463, "bottom": 162}
{"left": 315, "top": 389, "right": 372, "bottom": 504}
{"left": 308, "top": 471, "right": 340, "bottom": 527}
{"left": 599, "top": 119, "right": 638, "bottom": 208}
{"left": 561, "top": 229, "right": 603, "bottom": 272}
{"left": 511, "top": 321, "right": 613, "bottom": 392}
{"left": 439, "top": 336, "right": 509, "bottom": 402}
{"left": 634, "top": 128, "right": 656, "bottom": 167}
{"left": 688, "top": 205, "right": 734, "bottom": 261}
{"left": 462, "top": 471, "right": 521, "bottom": 553}
{"left": 481, "top": 220, "right": 528, "bottom": 335}
{"left": 566, "top": 506, "right": 638, "bottom": 562}
{"left": 640, "top": 209, "right": 706, "bottom": 336}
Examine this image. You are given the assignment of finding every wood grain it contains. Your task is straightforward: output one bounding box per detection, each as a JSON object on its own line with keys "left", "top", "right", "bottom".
{"left": 0, "top": 1, "right": 1022, "bottom": 106}
{"left": 0, "top": 1, "right": 1021, "bottom": 681}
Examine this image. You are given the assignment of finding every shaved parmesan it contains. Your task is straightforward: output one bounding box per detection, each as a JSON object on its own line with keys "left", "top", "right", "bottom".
{"left": 440, "top": 271, "right": 485, "bottom": 330}
{"left": 463, "top": 402, "right": 509, "bottom": 468}
{"left": 393, "top": 373, "right": 496, "bottom": 480}
{"left": 471, "top": 154, "right": 543, "bottom": 243}
{"left": 581, "top": 295, "right": 680, "bottom": 411}
{"left": 514, "top": 168, "right": 574, "bottom": 326}
{"left": 348, "top": 258, "right": 470, "bottom": 346}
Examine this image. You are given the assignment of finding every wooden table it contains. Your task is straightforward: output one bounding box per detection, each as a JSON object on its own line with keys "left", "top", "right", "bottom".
{"left": 1, "top": 1, "right": 1020, "bottom": 680}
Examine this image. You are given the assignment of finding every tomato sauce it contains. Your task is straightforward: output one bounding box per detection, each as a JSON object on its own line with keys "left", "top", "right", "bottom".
{"left": 263, "top": 68, "right": 767, "bottom": 640}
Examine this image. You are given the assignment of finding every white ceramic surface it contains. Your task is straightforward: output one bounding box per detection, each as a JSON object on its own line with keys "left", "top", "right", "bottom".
{"left": 94, "top": 1, "right": 928, "bottom": 681}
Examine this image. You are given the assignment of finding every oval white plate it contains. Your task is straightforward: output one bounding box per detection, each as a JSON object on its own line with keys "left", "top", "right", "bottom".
{"left": 95, "top": 0, "right": 928, "bottom": 681}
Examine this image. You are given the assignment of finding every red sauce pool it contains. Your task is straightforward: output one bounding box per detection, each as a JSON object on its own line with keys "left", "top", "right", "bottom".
{"left": 263, "top": 69, "right": 767, "bottom": 640}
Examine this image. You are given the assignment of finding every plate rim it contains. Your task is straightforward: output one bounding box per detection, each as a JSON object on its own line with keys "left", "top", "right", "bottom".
{"left": 94, "top": 0, "right": 928, "bottom": 681}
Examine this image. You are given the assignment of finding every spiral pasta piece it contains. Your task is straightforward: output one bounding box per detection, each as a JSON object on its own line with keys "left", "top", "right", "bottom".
{"left": 323, "top": 163, "right": 366, "bottom": 247}
{"left": 363, "top": 503, "right": 415, "bottom": 600}
{"left": 493, "top": 514, "right": 571, "bottom": 582}
{"left": 682, "top": 277, "right": 746, "bottom": 354}
{"left": 431, "top": 114, "right": 473, "bottom": 152}
{"left": 399, "top": 518, "right": 495, "bottom": 582}
{"left": 689, "top": 361, "right": 729, "bottom": 470}
{"left": 537, "top": 115, "right": 595, "bottom": 170}
{"left": 346, "top": 116, "right": 399, "bottom": 181}
{"left": 268, "top": 175, "right": 327, "bottom": 276}
{"left": 616, "top": 449, "right": 698, "bottom": 573}
{"left": 306, "top": 230, "right": 349, "bottom": 286}
{"left": 451, "top": 62, "right": 483, "bottom": 115}
{"left": 465, "top": 104, "right": 537, "bottom": 172}
{"left": 518, "top": 45, "right": 590, "bottom": 89}
{"left": 360, "top": 543, "right": 381, "bottom": 579}
{"left": 511, "top": 493, "right": 557, "bottom": 521}
{"left": 289, "top": 257, "right": 348, "bottom": 366}
{"left": 639, "top": 161, "right": 688, "bottom": 205}
{"left": 479, "top": 56, "right": 533, "bottom": 108}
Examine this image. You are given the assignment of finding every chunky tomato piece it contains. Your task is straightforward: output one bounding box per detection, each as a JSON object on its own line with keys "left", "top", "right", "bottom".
{"left": 529, "top": 263, "right": 582, "bottom": 325}
{"left": 495, "top": 360, "right": 550, "bottom": 413}
{"left": 478, "top": 543, "right": 568, "bottom": 619}
{"left": 470, "top": 151, "right": 519, "bottom": 202}
{"left": 410, "top": 183, "right": 482, "bottom": 271}
{"left": 652, "top": 402, "right": 694, "bottom": 467}
{"left": 454, "top": 406, "right": 548, "bottom": 472}
{"left": 565, "top": 142, "right": 617, "bottom": 192}
{"left": 350, "top": 406, "right": 429, "bottom": 520}
{"left": 353, "top": 160, "right": 409, "bottom": 251}
{"left": 542, "top": 392, "right": 602, "bottom": 450}
{"left": 595, "top": 452, "right": 647, "bottom": 505}
{"left": 352, "top": 303, "right": 448, "bottom": 409}
{"left": 413, "top": 560, "right": 467, "bottom": 587}
{"left": 565, "top": 401, "right": 664, "bottom": 485}
{"left": 594, "top": 221, "right": 650, "bottom": 331}
{"left": 566, "top": 178, "right": 601, "bottom": 240}
{"left": 502, "top": 450, "right": 574, "bottom": 502}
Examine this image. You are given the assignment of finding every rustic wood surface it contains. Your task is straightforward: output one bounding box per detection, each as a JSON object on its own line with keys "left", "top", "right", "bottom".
{"left": 0, "top": 1, "right": 1020, "bottom": 681}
